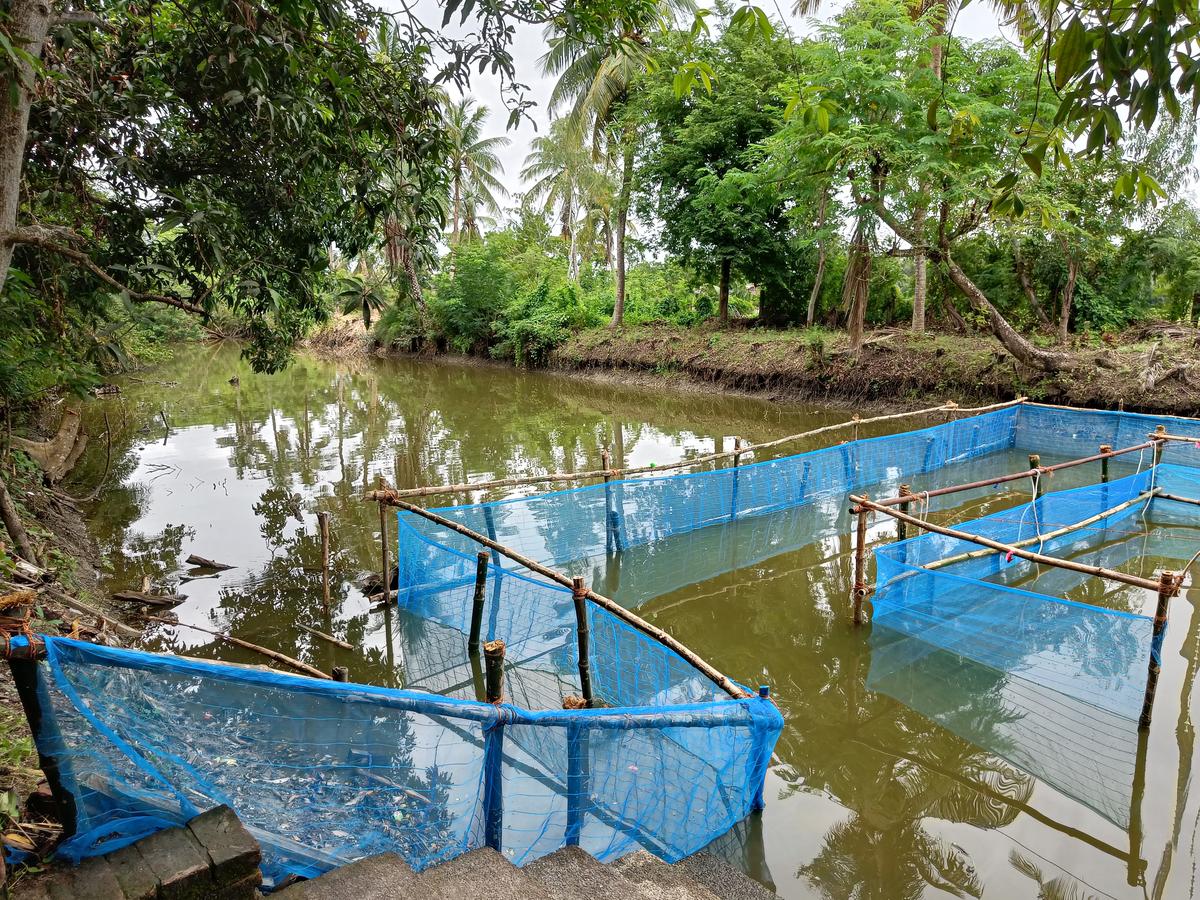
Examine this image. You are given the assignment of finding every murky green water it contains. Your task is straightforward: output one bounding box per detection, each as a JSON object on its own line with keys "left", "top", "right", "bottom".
{"left": 73, "top": 342, "right": 1198, "bottom": 899}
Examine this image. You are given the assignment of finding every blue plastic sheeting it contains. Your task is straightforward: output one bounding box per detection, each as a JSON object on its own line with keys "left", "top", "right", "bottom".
{"left": 870, "top": 464, "right": 1200, "bottom": 827}
{"left": 24, "top": 636, "right": 780, "bottom": 889}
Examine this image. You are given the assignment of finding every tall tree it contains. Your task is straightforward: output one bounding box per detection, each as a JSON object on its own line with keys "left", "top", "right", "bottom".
{"left": 541, "top": 0, "right": 695, "bottom": 326}
{"left": 444, "top": 98, "right": 510, "bottom": 243}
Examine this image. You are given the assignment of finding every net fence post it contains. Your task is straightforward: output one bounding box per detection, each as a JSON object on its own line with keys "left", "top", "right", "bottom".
{"left": 1153, "top": 425, "right": 1166, "bottom": 466}
{"left": 601, "top": 449, "right": 614, "bottom": 553}
{"left": 896, "top": 484, "right": 911, "bottom": 542}
{"left": 1028, "top": 454, "right": 1042, "bottom": 501}
{"left": 1099, "top": 444, "right": 1112, "bottom": 483}
{"left": 730, "top": 439, "right": 743, "bottom": 523}
{"left": 376, "top": 476, "right": 390, "bottom": 600}
{"left": 565, "top": 719, "right": 590, "bottom": 847}
{"left": 851, "top": 496, "right": 870, "bottom": 625}
{"left": 572, "top": 577, "right": 594, "bottom": 707}
{"left": 483, "top": 640, "right": 506, "bottom": 852}
{"left": 469, "top": 550, "right": 489, "bottom": 657}
{"left": 7, "top": 654, "right": 78, "bottom": 839}
{"left": 1139, "top": 571, "right": 1178, "bottom": 730}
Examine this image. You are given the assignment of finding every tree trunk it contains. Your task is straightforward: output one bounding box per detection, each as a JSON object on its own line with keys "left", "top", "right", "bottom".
{"left": 0, "top": 0, "right": 52, "bottom": 298}
{"left": 942, "top": 252, "right": 1065, "bottom": 372}
{"left": 843, "top": 222, "right": 871, "bottom": 352}
{"left": 1058, "top": 256, "right": 1078, "bottom": 345}
{"left": 1013, "top": 246, "right": 1053, "bottom": 329}
{"left": 807, "top": 190, "right": 829, "bottom": 327}
{"left": 452, "top": 179, "right": 461, "bottom": 242}
{"left": 0, "top": 475, "right": 37, "bottom": 565}
{"left": 718, "top": 258, "right": 731, "bottom": 325}
{"left": 911, "top": 205, "right": 927, "bottom": 332}
{"left": 611, "top": 140, "right": 634, "bottom": 327}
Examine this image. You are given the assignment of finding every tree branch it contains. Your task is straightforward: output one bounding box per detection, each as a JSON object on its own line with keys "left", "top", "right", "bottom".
{"left": 6, "top": 227, "right": 208, "bottom": 316}
{"left": 51, "top": 10, "right": 115, "bottom": 30}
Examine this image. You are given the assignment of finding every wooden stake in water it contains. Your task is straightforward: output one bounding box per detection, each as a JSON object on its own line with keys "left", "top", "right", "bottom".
{"left": 469, "top": 550, "right": 489, "bottom": 657}
{"left": 484, "top": 639, "right": 506, "bottom": 703}
{"left": 1100, "top": 444, "right": 1112, "bottom": 483}
{"left": 1139, "top": 570, "right": 1178, "bottom": 730}
{"left": 317, "top": 511, "right": 331, "bottom": 616}
{"left": 572, "top": 576, "right": 594, "bottom": 707}
{"left": 896, "top": 484, "right": 912, "bottom": 542}
{"left": 377, "top": 476, "right": 390, "bottom": 599}
{"left": 1028, "top": 454, "right": 1042, "bottom": 501}
{"left": 332, "top": 666, "right": 349, "bottom": 682}
{"left": 852, "top": 496, "right": 870, "bottom": 625}
{"left": 1153, "top": 425, "right": 1167, "bottom": 466}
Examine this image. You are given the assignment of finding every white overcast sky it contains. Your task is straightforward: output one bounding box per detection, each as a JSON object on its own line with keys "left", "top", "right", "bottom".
{"left": 387, "top": 0, "right": 1017, "bottom": 200}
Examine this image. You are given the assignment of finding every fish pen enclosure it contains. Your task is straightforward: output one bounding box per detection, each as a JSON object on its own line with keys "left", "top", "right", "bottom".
{"left": 8, "top": 400, "right": 1200, "bottom": 892}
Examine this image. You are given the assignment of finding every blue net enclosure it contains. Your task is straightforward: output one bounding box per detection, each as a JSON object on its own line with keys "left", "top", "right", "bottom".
{"left": 14, "top": 401, "right": 1200, "bottom": 890}
{"left": 869, "top": 462, "right": 1200, "bottom": 828}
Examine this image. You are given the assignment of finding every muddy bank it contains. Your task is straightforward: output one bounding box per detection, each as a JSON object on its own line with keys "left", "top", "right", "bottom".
{"left": 550, "top": 324, "right": 1200, "bottom": 416}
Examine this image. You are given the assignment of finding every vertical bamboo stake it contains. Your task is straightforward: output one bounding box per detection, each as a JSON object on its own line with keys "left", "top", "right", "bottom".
{"left": 1028, "top": 454, "right": 1042, "bottom": 501}
{"left": 572, "top": 576, "right": 594, "bottom": 707}
{"left": 852, "top": 496, "right": 870, "bottom": 625}
{"left": 332, "top": 666, "right": 349, "bottom": 682}
{"left": 1154, "top": 425, "right": 1167, "bottom": 466}
{"left": 1100, "top": 444, "right": 1112, "bottom": 483}
{"left": 484, "top": 639, "right": 506, "bottom": 703}
{"left": 601, "top": 449, "right": 614, "bottom": 553}
{"left": 730, "top": 438, "right": 743, "bottom": 522}
{"left": 1139, "top": 570, "right": 1178, "bottom": 730}
{"left": 852, "top": 416, "right": 860, "bottom": 442}
{"left": 469, "top": 550, "right": 489, "bottom": 656}
{"left": 317, "top": 511, "right": 331, "bottom": 616}
{"left": 376, "top": 476, "right": 390, "bottom": 599}
{"left": 896, "top": 484, "right": 912, "bottom": 542}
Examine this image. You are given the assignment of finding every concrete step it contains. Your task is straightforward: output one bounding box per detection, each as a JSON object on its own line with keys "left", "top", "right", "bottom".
{"left": 275, "top": 853, "right": 431, "bottom": 900}
{"left": 421, "top": 848, "right": 551, "bottom": 900}
{"left": 610, "top": 850, "right": 720, "bottom": 900}
{"left": 676, "top": 853, "right": 778, "bottom": 900}
{"left": 523, "top": 846, "right": 652, "bottom": 900}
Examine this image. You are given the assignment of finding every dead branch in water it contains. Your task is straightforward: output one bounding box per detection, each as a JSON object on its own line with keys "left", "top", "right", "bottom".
{"left": 147, "top": 617, "right": 329, "bottom": 679}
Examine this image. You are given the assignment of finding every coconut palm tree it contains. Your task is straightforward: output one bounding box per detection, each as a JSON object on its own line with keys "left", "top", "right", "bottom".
{"left": 445, "top": 98, "right": 510, "bottom": 242}
{"left": 521, "top": 121, "right": 615, "bottom": 281}
{"left": 540, "top": 0, "right": 695, "bottom": 324}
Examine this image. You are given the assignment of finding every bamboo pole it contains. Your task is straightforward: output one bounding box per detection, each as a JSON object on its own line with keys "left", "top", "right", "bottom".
{"left": 468, "top": 550, "right": 488, "bottom": 656}
{"left": 297, "top": 623, "right": 353, "bottom": 650}
{"left": 849, "top": 495, "right": 1164, "bottom": 592}
{"left": 1138, "top": 570, "right": 1180, "bottom": 729}
{"left": 896, "top": 484, "right": 912, "bottom": 542}
{"left": 147, "top": 618, "right": 330, "bottom": 679}
{"left": 852, "top": 496, "right": 870, "bottom": 626}
{"left": 1100, "top": 444, "right": 1112, "bottom": 483}
{"left": 377, "top": 475, "right": 390, "bottom": 599}
{"left": 873, "top": 440, "right": 1158, "bottom": 509}
{"left": 1028, "top": 454, "right": 1042, "bottom": 501}
{"left": 1158, "top": 492, "right": 1200, "bottom": 508}
{"left": 1153, "top": 425, "right": 1167, "bottom": 465}
{"left": 1148, "top": 432, "right": 1200, "bottom": 443}
{"left": 923, "top": 488, "right": 1160, "bottom": 571}
{"left": 332, "top": 666, "right": 349, "bottom": 682}
{"left": 366, "top": 494, "right": 751, "bottom": 699}
{"left": 484, "top": 639, "right": 505, "bottom": 703}
{"left": 368, "top": 399, "right": 1028, "bottom": 500}
{"left": 317, "top": 511, "right": 331, "bottom": 616}
{"left": 572, "top": 576, "right": 594, "bottom": 707}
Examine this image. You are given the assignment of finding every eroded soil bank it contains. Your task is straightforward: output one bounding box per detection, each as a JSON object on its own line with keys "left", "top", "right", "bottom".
{"left": 549, "top": 323, "right": 1200, "bottom": 416}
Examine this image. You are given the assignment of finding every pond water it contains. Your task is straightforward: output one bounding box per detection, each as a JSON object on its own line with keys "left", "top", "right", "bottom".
{"left": 72, "top": 341, "right": 1199, "bottom": 899}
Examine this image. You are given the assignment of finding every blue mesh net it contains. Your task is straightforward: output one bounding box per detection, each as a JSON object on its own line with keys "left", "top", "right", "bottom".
{"left": 26, "top": 636, "right": 779, "bottom": 889}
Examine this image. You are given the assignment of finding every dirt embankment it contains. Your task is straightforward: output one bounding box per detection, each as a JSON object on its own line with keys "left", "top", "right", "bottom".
{"left": 551, "top": 323, "right": 1200, "bottom": 416}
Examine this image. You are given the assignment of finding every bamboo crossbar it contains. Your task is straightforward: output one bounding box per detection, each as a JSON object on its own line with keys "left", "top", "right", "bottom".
{"left": 1149, "top": 432, "right": 1200, "bottom": 444}
{"left": 1159, "top": 492, "right": 1200, "bottom": 508}
{"left": 922, "top": 489, "right": 1160, "bottom": 571}
{"left": 371, "top": 398, "right": 1028, "bottom": 500}
{"left": 849, "top": 494, "right": 1165, "bottom": 592}
{"left": 875, "top": 439, "right": 1160, "bottom": 508}
{"left": 367, "top": 494, "right": 751, "bottom": 699}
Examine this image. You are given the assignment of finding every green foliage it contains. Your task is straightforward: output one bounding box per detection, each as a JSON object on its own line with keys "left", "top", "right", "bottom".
{"left": 493, "top": 280, "right": 603, "bottom": 365}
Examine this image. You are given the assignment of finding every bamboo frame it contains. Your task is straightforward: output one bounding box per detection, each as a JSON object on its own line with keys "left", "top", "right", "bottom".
{"left": 1149, "top": 432, "right": 1200, "bottom": 444}
{"left": 848, "top": 494, "right": 1165, "bottom": 592}
{"left": 369, "top": 398, "right": 1028, "bottom": 501}
{"left": 874, "top": 439, "right": 1160, "bottom": 509}
{"left": 922, "top": 488, "right": 1160, "bottom": 571}
{"left": 368, "top": 494, "right": 752, "bottom": 699}
{"left": 1159, "top": 492, "right": 1200, "bottom": 508}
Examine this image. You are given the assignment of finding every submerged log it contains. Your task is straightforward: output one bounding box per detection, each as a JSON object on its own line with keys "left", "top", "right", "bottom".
{"left": 184, "top": 554, "right": 234, "bottom": 571}
{"left": 148, "top": 617, "right": 329, "bottom": 679}
{"left": 297, "top": 623, "right": 353, "bottom": 650}
{"left": 112, "top": 590, "right": 186, "bottom": 608}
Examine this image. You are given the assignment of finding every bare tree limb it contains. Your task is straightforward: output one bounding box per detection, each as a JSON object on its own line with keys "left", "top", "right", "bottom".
{"left": 5, "top": 227, "right": 208, "bottom": 316}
